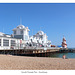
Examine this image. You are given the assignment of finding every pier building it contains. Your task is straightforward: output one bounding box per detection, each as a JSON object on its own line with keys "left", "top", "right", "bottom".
{"left": 0, "top": 24, "right": 51, "bottom": 50}
{"left": 0, "top": 33, "right": 26, "bottom": 49}
{"left": 12, "top": 24, "right": 30, "bottom": 41}
{"left": 0, "top": 24, "right": 30, "bottom": 50}
{"left": 29, "top": 31, "right": 51, "bottom": 47}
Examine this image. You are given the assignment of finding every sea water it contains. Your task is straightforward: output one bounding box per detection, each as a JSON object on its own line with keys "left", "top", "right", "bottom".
{"left": 49, "top": 53, "right": 75, "bottom": 58}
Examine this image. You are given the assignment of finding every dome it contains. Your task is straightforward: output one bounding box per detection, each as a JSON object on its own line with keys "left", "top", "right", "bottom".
{"left": 37, "top": 31, "right": 44, "bottom": 35}
{"left": 17, "top": 25, "right": 25, "bottom": 29}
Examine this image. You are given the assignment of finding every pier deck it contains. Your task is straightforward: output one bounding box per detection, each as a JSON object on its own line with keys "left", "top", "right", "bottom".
{"left": 0, "top": 48, "right": 75, "bottom": 56}
{"left": 0, "top": 48, "right": 60, "bottom": 56}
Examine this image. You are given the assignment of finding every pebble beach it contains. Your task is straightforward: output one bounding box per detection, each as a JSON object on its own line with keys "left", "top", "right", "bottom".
{"left": 0, "top": 54, "right": 75, "bottom": 70}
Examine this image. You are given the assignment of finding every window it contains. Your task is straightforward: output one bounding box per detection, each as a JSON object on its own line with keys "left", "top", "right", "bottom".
{"left": 11, "top": 40, "right": 16, "bottom": 46}
{"left": 0, "top": 39, "right": 1, "bottom": 46}
{"left": 25, "top": 35, "right": 28, "bottom": 40}
{"left": 14, "top": 30, "right": 16, "bottom": 34}
{"left": 37, "top": 40, "right": 39, "bottom": 43}
{"left": 42, "top": 41, "right": 44, "bottom": 43}
{"left": 3, "top": 39, "right": 9, "bottom": 46}
{"left": 40, "top": 35, "right": 43, "bottom": 38}
{"left": 21, "top": 30, "right": 23, "bottom": 34}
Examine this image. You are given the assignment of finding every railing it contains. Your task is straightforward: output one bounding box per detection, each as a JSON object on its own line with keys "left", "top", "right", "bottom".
{"left": 24, "top": 46, "right": 60, "bottom": 50}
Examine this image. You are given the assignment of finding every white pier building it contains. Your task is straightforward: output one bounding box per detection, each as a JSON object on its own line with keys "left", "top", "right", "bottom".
{"left": 0, "top": 24, "right": 51, "bottom": 50}
{"left": 12, "top": 24, "right": 30, "bottom": 41}
{"left": 0, "top": 32, "right": 25, "bottom": 49}
{"left": 29, "top": 31, "right": 51, "bottom": 47}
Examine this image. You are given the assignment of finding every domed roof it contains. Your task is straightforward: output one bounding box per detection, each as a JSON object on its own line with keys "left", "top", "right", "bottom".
{"left": 17, "top": 25, "right": 25, "bottom": 29}
{"left": 37, "top": 31, "right": 44, "bottom": 35}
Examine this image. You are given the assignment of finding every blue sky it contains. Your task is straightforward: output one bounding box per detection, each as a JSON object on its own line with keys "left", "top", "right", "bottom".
{"left": 0, "top": 3, "right": 75, "bottom": 48}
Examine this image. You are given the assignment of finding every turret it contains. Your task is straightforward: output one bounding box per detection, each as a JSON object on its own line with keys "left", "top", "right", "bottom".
{"left": 12, "top": 24, "right": 30, "bottom": 40}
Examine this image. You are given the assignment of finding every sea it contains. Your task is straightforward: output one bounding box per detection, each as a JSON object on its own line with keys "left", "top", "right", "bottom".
{"left": 21, "top": 52, "right": 75, "bottom": 58}
{"left": 49, "top": 52, "right": 75, "bottom": 58}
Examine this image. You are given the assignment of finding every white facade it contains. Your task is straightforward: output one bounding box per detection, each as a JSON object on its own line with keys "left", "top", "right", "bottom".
{"left": 0, "top": 32, "right": 4, "bottom": 36}
{"left": 12, "top": 25, "right": 30, "bottom": 41}
{"left": 0, "top": 32, "right": 11, "bottom": 37}
{"left": 29, "top": 31, "right": 51, "bottom": 47}
{"left": 0, "top": 36, "right": 26, "bottom": 50}
{"left": 0, "top": 25, "right": 51, "bottom": 49}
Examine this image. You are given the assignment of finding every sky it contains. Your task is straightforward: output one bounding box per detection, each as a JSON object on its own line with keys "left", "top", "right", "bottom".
{"left": 0, "top": 3, "right": 75, "bottom": 48}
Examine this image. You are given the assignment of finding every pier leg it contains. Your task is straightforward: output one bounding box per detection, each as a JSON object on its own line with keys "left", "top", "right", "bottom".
{"left": 42, "top": 53, "right": 43, "bottom": 57}
{"left": 46, "top": 52, "right": 48, "bottom": 57}
{"left": 35, "top": 53, "right": 36, "bottom": 57}
{"left": 16, "top": 50, "right": 17, "bottom": 55}
{"left": 13, "top": 50, "right": 14, "bottom": 55}
{"left": 39, "top": 53, "right": 40, "bottom": 57}
{"left": 45, "top": 52, "right": 46, "bottom": 57}
{"left": 4, "top": 50, "right": 5, "bottom": 54}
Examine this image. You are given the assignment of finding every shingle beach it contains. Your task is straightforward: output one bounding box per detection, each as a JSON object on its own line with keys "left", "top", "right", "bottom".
{"left": 0, "top": 54, "right": 75, "bottom": 70}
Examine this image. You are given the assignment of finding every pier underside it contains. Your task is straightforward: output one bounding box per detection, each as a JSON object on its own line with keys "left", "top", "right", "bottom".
{"left": 0, "top": 48, "right": 74, "bottom": 57}
{"left": 0, "top": 48, "right": 59, "bottom": 57}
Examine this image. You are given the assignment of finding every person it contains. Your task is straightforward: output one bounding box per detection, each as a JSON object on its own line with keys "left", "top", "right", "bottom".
{"left": 62, "top": 54, "right": 66, "bottom": 59}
